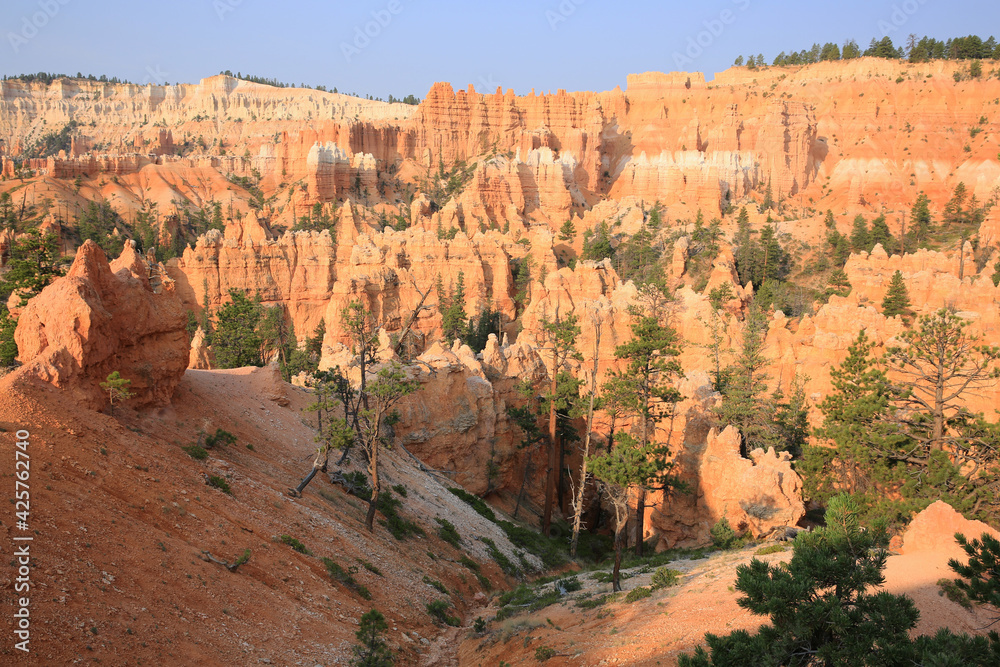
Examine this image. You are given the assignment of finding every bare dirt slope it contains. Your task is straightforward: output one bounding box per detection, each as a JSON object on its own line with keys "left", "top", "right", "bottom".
{"left": 0, "top": 366, "right": 523, "bottom": 665}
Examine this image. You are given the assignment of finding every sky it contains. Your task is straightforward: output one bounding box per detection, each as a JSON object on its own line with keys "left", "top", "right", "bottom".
{"left": 2, "top": 0, "right": 998, "bottom": 99}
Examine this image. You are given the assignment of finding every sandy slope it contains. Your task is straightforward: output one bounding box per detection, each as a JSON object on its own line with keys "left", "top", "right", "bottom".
{"left": 0, "top": 366, "right": 515, "bottom": 665}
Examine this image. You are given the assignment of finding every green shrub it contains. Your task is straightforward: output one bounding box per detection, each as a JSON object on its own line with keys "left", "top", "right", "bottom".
{"left": 280, "top": 535, "right": 311, "bottom": 555}
{"left": 342, "top": 471, "right": 372, "bottom": 500}
{"left": 710, "top": 518, "right": 739, "bottom": 549}
{"left": 460, "top": 555, "right": 491, "bottom": 590}
{"left": 426, "top": 599, "right": 459, "bottom": 626}
{"left": 321, "top": 557, "right": 371, "bottom": 600}
{"left": 207, "top": 475, "right": 232, "bottom": 495}
{"left": 535, "top": 646, "right": 557, "bottom": 661}
{"left": 590, "top": 570, "right": 630, "bottom": 583}
{"left": 204, "top": 428, "right": 237, "bottom": 448}
{"left": 557, "top": 576, "right": 582, "bottom": 593}
{"left": 435, "top": 517, "right": 461, "bottom": 548}
{"left": 576, "top": 594, "right": 609, "bottom": 609}
{"left": 937, "top": 578, "right": 973, "bottom": 609}
{"left": 651, "top": 567, "right": 681, "bottom": 590}
{"left": 448, "top": 487, "right": 496, "bottom": 522}
{"left": 473, "top": 616, "right": 487, "bottom": 633}
{"left": 182, "top": 444, "right": 208, "bottom": 460}
{"left": 391, "top": 484, "right": 407, "bottom": 497}
{"left": 497, "top": 520, "right": 565, "bottom": 569}
{"left": 422, "top": 575, "right": 448, "bottom": 595}
{"left": 624, "top": 586, "right": 652, "bottom": 603}
{"left": 376, "top": 492, "right": 424, "bottom": 540}
{"left": 481, "top": 537, "right": 520, "bottom": 577}
{"left": 528, "top": 590, "right": 561, "bottom": 611}
{"left": 755, "top": 544, "right": 786, "bottom": 556}
{"left": 358, "top": 559, "right": 383, "bottom": 576}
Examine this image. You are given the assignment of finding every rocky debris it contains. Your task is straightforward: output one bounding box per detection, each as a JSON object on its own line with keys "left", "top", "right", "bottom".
{"left": 14, "top": 239, "right": 188, "bottom": 409}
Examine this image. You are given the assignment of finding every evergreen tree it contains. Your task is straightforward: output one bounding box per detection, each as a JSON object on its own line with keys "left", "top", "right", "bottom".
{"left": 77, "top": 201, "right": 125, "bottom": 257}
{"left": 762, "top": 181, "right": 774, "bottom": 210}
{"left": 0, "top": 231, "right": 64, "bottom": 365}
{"left": 757, "top": 225, "right": 790, "bottom": 284}
{"left": 881, "top": 270, "right": 911, "bottom": 318}
{"left": 588, "top": 431, "right": 679, "bottom": 592}
{"left": 100, "top": 371, "right": 134, "bottom": 416}
{"left": 213, "top": 289, "right": 265, "bottom": 368}
{"left": 842, "top": 39, "right": 861, "bottom": 59}
{"left": 868, "top": 214, "right": 896, "bottom": 254}
{"left": 949, "top": 532, "right": 1000, "bottom": 623}
{"left": 511, "top": 255, "right": 534, "bottom": 316}
{"left": 350, "top": 609, "right": 394, "bottom": 666}
{"left": 463, "top": 306, "right": 501, "bottom": 353}
{"left": 441, "top": 272, "right": 468, "bottom": 343}
{"left": 801, "top": 331, "right": 905, "bottom": 507}
{"left": 558, "top": 218, "right": 577, "bottom": 242}
{"left": 678, "top": 495, "right": 987, "bottom": 666}
{"left": 714, "top": 302, "right": 774, "bottom": 454}
{"left": 611, "top": 292, "right": 684, "bottom": 556}
{"left": 340, "top": 301, "right": 420, "bottom": 532}
{"left": 581, "top": 221, "right": 614, "bottom": 261}
{"left": 824, "top": 210, "right": 851, "bottom": 267}
{"left": 943, "top": 182, "right": 970, "bottom": 228}
{"left": 804, "top": 313, "right": 1000, "bottom": 522}
{"left": 0, "top": 230, "right": 63, "bottom": 307}
{"left": 823, "top": 269, "right": 852, "bottom": 301}
{"left": 306, "top": 319, "right": 326, "bottom": 358}
{"left": 537, "top": 311, "right": 583, "bottom": 535}
{"left": 908, "top": 192, "right": 934, "bottom": 250}
{"left": 849, "top": 214, "right": 870, "bottom": 252}
{"left": 615, "top": 216, "right": 664, "bottom": 288}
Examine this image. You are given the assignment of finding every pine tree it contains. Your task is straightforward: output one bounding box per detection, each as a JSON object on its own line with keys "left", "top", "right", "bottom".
{"left": 213, "top": 289, "right": 265, "bottom": 368}
{"left": 611, "top": 293, "right": 684, "bottom": 556}
{"left": 881, "top": 270, "right": 911, "bottom": 318}
{"left": 868, "top": 214, "right": 896, "bottom": 254}
{"left": 950, "top": 532, "right": 1000, "bottom": 620}
{"left": 537, "top": 311, "right": 583, "bottom": 535}
{"left": 804, "top": 313, "right": 1000, "bottom": 522}
{"left": 351, "top": 609, "right": 394, "bottom": 666}
{"left": 849, "top": 214, "right": 870, "bottom": 252}
{"left": 801, "top": 331, "right": 905, "bottom": 507}
{"left": 558, "top": 218, "right": 577, "bottom": 242}
{"left": 823, "top": 269, "right": 852, "bottom": 300}
{"left": 441, "top": 272, "right": 468, "bottom": 343}
{"left": 340, "top": 301, "right": 420, "bottom": 532}
{"left": 100, "top": 371, "right": 134, "bottom": 416}
{"left": 908, "top": 192, "right": 934, "bottom": 249}
{"left": 0, "top": 231, "right": 64, "bottom": 365}
{"left": 714, "top": 302, "right": 774, "bottom": 454}
{"left": 943, "top": 181, "right": 969, "bottom": 228}
{"left": 588, "top": 432, "right": 679, "bottom": 592}
{"left": 581, "top": 221, "right": 614, "bottom": 261}
{"left": 678, "top": 495, "right": 925, "bottom": 666}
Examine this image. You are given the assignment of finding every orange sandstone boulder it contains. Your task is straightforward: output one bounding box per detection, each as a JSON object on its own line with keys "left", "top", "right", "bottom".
{"left": 902, "top": 500, "right": 1000, "bottom": 559}
{"left": 13, "top": 240, "right": 188, "bottom": 410}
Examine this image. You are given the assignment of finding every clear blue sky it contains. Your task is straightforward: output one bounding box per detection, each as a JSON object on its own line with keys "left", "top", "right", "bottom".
{"left": 2, "top": 0, "right": 997, "bottom": 98}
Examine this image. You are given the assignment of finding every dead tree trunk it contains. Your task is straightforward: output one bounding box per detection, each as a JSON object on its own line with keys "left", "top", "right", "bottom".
{"left": 570, "top": 324, "right": 601, "bottom": 557}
